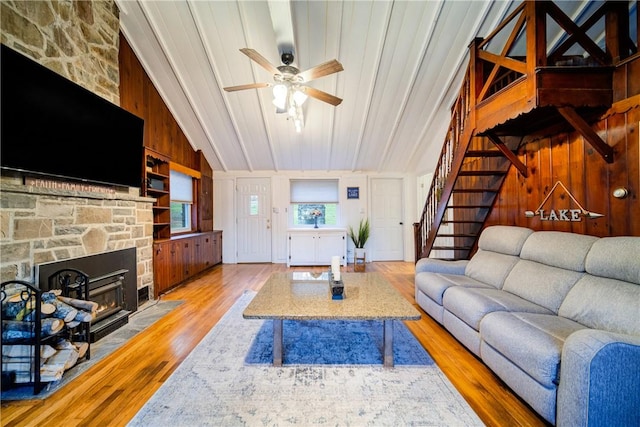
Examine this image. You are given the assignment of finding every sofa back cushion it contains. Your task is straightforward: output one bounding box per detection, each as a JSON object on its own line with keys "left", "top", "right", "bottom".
{"left": 476, "top": 225, "right": 534, "bottom": 255}
{"left": 519, "top": 231, "right": 599, "bottom": 271}
{"left": 501, "top": 231, "right": 597, "bottom": 312}
{"left": 559, "top": 275, "right": 640, "bottom": 336}
{"left": 464, "top": 226, "right": 533, "bottom": 289}
{"left": 584, "top": 236, "right": 640, "bottom": 285}
{"left": 503, "top": 260, "right": 584, "bottom": 312}
{"left": 465, "top": 250, "right": 521, "bottom": 289}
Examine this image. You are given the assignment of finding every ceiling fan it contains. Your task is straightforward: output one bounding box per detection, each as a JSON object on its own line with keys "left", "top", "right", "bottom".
{"left": 223, "top": 48, "right": 344, "bottom": 107}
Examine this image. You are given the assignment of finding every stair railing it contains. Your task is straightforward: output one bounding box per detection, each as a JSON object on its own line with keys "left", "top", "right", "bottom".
{"left": 414, "top": 62, "right": 475, "bottom": 261}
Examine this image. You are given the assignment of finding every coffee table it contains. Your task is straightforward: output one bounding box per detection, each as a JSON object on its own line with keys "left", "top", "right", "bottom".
{"left": 243, "top": 271, "right": 421, "bottom": 367}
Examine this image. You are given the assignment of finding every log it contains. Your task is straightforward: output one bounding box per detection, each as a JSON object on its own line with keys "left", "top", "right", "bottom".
{"left": 41, "top": 303, "right": 56, "bottom": 315}
{"left": 57, "top": 296, "right": 98, "bottom": 313}
{"left": 2, "top": 318, "right": 62, "bottom": 340}
{"left": 2, "top": 344, "right": 56, "bottom": 359}
{"left": 74, "top": 310, "right": 93, "bottom": 323}
{"left": 14, "top": 371, "right": 63, "bottom": 384}
{"left": 40, "top": 291, "right": 58, "bottom": 303}
{"left": 75, "top": 341, "right": 89, "bottom": 359}
{"left": 41, "top": 318, "right": 64, "bottom": 336}
{"left": 23, "top": 303, "right": 56, "bottom": 322}
{"left": 2, "top": 296, "right": 38, "bottom": 320}
{"left": 2, "top": 320, "right": 36, "bottom": 341}
{"left": 45, "top": 348, "right": 79, "bottom": 370}
{"left": 49, "top": 300, "right": 78, "bottom": 323}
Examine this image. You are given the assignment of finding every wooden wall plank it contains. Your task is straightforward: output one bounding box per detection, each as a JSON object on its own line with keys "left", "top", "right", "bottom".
{"left": 486, "top": 106, "right": 639, "bottom": 237}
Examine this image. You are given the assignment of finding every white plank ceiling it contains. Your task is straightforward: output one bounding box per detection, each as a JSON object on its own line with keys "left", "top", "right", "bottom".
{"left": 115, "top": 0, "right": 600, "bottom": 174}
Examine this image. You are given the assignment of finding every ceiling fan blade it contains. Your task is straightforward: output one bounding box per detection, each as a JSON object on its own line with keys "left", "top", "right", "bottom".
{"left": 223, "top": 82, "right": 270, "bottom": 92}
{"left": 304, "top": 87, "right": 342, "bottom": 106}
{"left": 297, "top": 59, "right": 344, "bottom": 82}
{"left": 239, "top": 48, "right": 280, "bottom": 75}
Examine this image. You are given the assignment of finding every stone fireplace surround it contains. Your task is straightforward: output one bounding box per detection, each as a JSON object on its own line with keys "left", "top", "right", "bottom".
{"left": 0, "top": 175, "right": 155, "bottom": 303}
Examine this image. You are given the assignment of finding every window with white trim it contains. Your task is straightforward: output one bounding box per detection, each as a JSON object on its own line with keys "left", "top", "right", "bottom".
{"left": 170, "top": 169, "right": 194, "bottom": 233}
{"left": 290, "top": 179, "right": 339, "bottom": 227}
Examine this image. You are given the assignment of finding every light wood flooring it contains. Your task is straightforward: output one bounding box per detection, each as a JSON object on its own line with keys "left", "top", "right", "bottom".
{"left": 1, "top": 262, "right": 548, "bottom": 426}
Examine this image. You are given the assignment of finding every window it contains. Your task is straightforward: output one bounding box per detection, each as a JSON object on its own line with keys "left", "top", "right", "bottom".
{"left": 290, "top": 179, "right": 339, "bottom": 227}
{"left": 170, "top": 170, "right": 194, "bottom": 233}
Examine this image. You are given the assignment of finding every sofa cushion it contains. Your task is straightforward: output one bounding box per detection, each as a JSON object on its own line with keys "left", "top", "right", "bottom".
{"left": 465, "top": 250, "right": 521, "bottom": 289}
{"left": 559, "top": 274, "right": 640, "bottom": 336}
{"left": 476, "top": 225, "right": 534, "bottom": 255}
{"left": 519, "top": 231, "right": 598, "bottom": 271}
{"left": 442, "top": 287, "right": 553, "bottom": 331}
{"left": 585, "top": 236, "right": 640, "bottom": 284}
{"left": 480, "top": 312, "right": 587, "bottom": 388}
{"left": 415, "top": 257, "right": 468, "bottom": 275}
{"left": 502, "top": 260, "right": 584, "bottom": 313}
{"left": 415, "top": 271, "right": 491, "bottom": 305}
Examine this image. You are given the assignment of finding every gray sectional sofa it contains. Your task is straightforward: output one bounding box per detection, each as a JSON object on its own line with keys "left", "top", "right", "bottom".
{"left": 415, "top": 225, "right": 640, "bottom": 426}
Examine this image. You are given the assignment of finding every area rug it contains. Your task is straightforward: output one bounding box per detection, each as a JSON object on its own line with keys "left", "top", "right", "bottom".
{"left": 245, "top": 318, "right": 432, "bottom": 366}
{"left": 128, "top": 291, "right": 485, "bottom": 426}
{"left": 1, "top": 299, "right": 183, "bottom": 401}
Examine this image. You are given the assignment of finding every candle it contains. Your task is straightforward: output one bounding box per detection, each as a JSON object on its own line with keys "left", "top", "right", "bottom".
{"left": 331, "top": 256, "right": 341, "bottom": 281}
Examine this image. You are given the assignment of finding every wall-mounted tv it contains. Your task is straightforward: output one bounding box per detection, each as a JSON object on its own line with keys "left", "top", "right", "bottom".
{"left": 1, "top": 44, "right": 144, "bottom": 188}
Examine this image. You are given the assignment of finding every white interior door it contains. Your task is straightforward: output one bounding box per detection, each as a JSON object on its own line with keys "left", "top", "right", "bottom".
{"left": 236, "top": 178, "right": 272, "bottom": 263}
{"left": 370, "top": 178, "right": 404, "bottom": 261}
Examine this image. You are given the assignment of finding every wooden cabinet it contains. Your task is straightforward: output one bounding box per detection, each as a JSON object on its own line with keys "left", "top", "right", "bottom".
{"left": 287, "top": 229, "right": 347, "bottom": 267}
{"left": 152, "top": 231, "right": 223, "bottom": 297}
{"left": 143, "top": 148, "right": 171, "bottom": 240}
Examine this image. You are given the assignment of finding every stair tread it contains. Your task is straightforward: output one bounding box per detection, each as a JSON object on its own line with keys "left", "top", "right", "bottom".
{"left": 441, "top": 220, "right": 485, "bottom": 224}
{"left": 458, "top": 170, "right": 507, "bottom": 176}
{"left": 452, "top": 188, "right": 499, "bottom": 193}
{"left": 466, "top": 150, "right": 505, "bottom": 157}
{"left": 446, "top": 205, "right": 493, "bottom": 209}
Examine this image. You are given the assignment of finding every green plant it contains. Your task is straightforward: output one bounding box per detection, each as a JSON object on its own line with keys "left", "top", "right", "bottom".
{"left": 348, "top": 218, "right": 370, "bottom": 249}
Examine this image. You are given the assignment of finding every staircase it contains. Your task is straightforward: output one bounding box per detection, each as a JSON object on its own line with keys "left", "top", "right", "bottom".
{"left": 413, "top": 105, "right": 518, "bottom": 261}
{"left": 414, "top": 0, "right": 631, "bottom": 262}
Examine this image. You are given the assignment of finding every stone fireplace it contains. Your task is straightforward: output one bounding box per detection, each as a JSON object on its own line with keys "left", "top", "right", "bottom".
{"left": 0, "top": 175, "right": 155, "bottom": 306}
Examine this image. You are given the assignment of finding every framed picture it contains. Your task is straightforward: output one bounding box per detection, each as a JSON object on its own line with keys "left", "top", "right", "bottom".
{"left": 347, "top": 187, "right": 359, "bottom": 199}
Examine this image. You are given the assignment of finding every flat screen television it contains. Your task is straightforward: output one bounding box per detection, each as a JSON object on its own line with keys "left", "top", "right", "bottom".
{"left": 1, "top": 44, "right": 144, "bottom": 188}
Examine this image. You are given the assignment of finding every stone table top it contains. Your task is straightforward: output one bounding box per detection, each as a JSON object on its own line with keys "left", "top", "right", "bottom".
{"left": 243, "top": 272, "right": 421, "bottom": 321}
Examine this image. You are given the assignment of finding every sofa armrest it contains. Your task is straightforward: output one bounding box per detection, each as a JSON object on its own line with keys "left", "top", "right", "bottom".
{"left": 557, "top": 329, "right": 640, "bottom": 427}
{"left": 415, "top": 258, "right": 468, "bottom": 275}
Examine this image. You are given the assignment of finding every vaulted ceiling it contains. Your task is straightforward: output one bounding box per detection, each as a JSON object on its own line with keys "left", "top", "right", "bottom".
{"left": 115, "top": 1, "right": 596, "bottom": 175}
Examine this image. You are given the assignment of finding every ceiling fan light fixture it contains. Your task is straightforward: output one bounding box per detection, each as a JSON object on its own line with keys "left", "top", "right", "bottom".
{"left": 292, "top": 88, "right": 307, "bottom": 106}
{"left": 272, "top": 84, "right": 288, "bottom": 109}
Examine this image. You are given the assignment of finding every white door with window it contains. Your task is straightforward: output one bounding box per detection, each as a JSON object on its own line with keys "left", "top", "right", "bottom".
{"left": 370, "top": 178, "right": 404, "bottom": 261}
{"left": 236, "top": 178, "right": 272, "bottom": 263}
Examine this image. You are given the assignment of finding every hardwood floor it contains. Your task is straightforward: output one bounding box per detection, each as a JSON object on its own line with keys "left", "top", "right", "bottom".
{"left": 1, "top": 262, "right": 547, "bottom": 426}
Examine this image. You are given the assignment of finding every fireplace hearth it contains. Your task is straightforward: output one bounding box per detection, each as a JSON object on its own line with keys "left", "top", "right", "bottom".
{"left": 36, "top": 248, "right": 138, "bottom": 342}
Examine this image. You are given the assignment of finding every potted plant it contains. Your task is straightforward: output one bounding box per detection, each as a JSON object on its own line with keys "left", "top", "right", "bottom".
{"left": 349, "top": 218, "right": 370, "bottom": 271}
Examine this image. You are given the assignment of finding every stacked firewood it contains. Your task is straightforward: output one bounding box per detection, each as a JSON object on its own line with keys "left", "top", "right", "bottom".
{"left": 2, "top": 290, "right": 97, "bottom": 384}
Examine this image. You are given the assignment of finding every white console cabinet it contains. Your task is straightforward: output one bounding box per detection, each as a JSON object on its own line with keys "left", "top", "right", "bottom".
{"left": 287, "top": 229, "right": 347, "bottom": 267}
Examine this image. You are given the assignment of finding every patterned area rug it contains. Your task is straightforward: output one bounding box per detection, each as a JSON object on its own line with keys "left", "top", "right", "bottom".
{"left": 245, "top": 318, "right": 432, "bottom": 366}
{"left": 128, "top": 291, "right": 484, "bottom": 426}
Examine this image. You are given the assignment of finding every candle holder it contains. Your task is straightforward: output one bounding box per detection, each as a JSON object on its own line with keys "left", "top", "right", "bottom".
{"left": 328, "top": 270, "right": 344, "bottom": 300}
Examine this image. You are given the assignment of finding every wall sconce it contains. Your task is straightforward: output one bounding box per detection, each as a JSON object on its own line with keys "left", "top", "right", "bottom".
{"left": 612, "top": 187, "right": 629, "bottom": 199}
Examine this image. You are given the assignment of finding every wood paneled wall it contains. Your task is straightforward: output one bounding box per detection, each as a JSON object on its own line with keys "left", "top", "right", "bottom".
{"left": 118, "top": 34, "right": 199, "bottom": 171}
{"left": 485, "top": 57, "right": 640, "bottom": 237}
{"left": 118, "top": 33, "right": 213, "bottom": 232}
